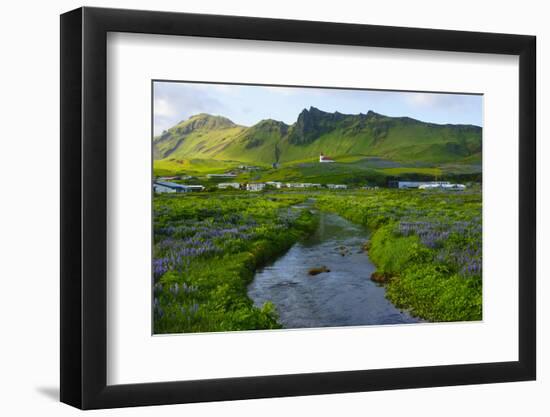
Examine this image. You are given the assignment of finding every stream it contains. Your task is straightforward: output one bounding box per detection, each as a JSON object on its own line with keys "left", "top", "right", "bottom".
{"left": 247, "top": 203, "right": 419, "bottom": 329}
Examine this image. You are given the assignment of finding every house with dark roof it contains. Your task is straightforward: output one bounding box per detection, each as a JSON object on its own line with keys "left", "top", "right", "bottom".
{"left": 153, "top": 181, "right": 191, "bottom": 193}
{"left": 319, "top": 152, "right": 335, "bottom": 163}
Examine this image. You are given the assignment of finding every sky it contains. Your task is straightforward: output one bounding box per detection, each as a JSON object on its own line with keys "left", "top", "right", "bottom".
{"left": 153, "top": 81, "right": 483, "bottom": 136}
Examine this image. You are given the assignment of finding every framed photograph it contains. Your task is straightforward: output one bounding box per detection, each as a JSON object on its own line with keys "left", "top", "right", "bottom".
{"left": 60, "top": 6, "right": 536, "bottom": 409}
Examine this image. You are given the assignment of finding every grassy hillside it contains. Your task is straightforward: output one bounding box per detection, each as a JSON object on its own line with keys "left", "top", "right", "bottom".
{"left": 153, "top": 158, "right": 242, "bottom": 176}
{"left": 153, "top": 108, "right": 482, "bottom": 178}
{"left": 211, "top": 119, "right": 287, "bottom": 165}
{"left": 277, "top": 111, "right": 481, "bottom": 164}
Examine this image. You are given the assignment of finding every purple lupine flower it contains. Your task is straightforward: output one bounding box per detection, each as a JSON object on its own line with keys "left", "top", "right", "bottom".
{"left": 153, "top": 258, "right": 169, "bottom": 280}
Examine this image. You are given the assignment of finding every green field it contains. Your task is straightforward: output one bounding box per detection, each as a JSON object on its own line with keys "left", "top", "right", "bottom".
{"left": 153, "top": 188, "right": 482, "bottom": 333}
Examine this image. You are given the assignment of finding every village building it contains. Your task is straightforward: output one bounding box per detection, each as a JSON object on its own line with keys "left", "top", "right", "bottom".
{"left": 246, "top": 183, "right": 266, "bottom": 192}
{"left": 153, "top": 181, "right": 205, "bottom": 193}
{"left": 419, "top": 182, "right": 466, "bottom": 190}
{"left": 389, "top": 180, "right": 455, "bottom": 189}
{"left": 153, "top": 181, "right": 191, "bottom": 193}
{"left": 265, "top": 181, "right": 283, "bottom": 189}
{"left": 327, "top": 184, "right": 348, "bottom": 189}
{"left": 319, "top": 152, "right": 335, "bottom": 163}
{"left": 218, "top": 182, "right": 241, "bottom": 190}
{"left": 285, "top": 183, "right": 321, "bottom": 189}
{"left": 185, "top": 185, "right": 205, "bottom": 192}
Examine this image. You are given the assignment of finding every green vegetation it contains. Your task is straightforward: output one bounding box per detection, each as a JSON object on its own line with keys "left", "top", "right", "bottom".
{"left": 381, "top": 167, "right": 443, "bottom": 177}
{"left": 153, "top": 193, "right": 317, "bottom": 333}
{"left": 153, "top": 158, "right": 242, "bottom": 177}
{"left": 153, "top": 108, "right": 482, "bottom": 168}
{"left": 315, "top": 188, "right": 482, "bottom": 322}
{"left": 153, "top": 187, "right": 482, "bottom": 332}
{"left": 152, "top": 107, "right": 483, "bottom": 329}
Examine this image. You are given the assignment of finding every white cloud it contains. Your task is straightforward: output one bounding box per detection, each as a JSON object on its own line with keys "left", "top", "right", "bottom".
{"left": 406, "top": 93, "right": 441, "bottom": 106}
{"left": 152, "top": 82, "right": 230, "bottom": 135}
{"left": 153, "top": 97, "right": 177, "bottom": 118}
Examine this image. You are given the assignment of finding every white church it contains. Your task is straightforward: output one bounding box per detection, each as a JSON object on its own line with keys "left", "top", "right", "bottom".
{"left": 319, "top": 152, "right": 335, "bottom": 163}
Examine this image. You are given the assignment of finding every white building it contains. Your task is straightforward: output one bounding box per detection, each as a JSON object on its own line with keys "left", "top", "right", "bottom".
{"left": 218, "top": 183, "right": 241, "bottom": 190}
{"left": 185, "top": 185, "right": 205, "bottom": 192}
{"left": 285, "top": 183, "right": 321, "bottom": 189}
{"left": 419, "top": 183, "right": 466, "bottom": 190}
{"left": 246, "top": 183, "right": 266, "bottom": 192}
{"left": 153, "top": 181, "right": 190, "bottom": 193}
{"left": 265, "top": 181, "right": 283, "bottom": 189}
{"left": 319, "top": 152, "right": 335, "bottom": 163}
{"left": 327, "top": 184, "right": 348, "bottom": 189}
{"left": 392, "top": 181, "right": 450, "bottom": 189}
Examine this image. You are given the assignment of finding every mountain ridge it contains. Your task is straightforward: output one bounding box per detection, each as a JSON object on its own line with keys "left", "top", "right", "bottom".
{"left": 154, "top": 108, "right": 482, "bottom": 165}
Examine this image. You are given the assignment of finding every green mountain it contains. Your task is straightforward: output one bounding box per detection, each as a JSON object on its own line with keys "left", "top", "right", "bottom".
{"left": 153, "top": 107, "right": 482, "bottom": 166}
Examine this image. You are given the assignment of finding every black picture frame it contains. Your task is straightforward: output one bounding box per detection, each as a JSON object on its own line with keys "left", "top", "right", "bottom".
{"left": 60, "top": 6, "right": 536, "bottom": 410}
